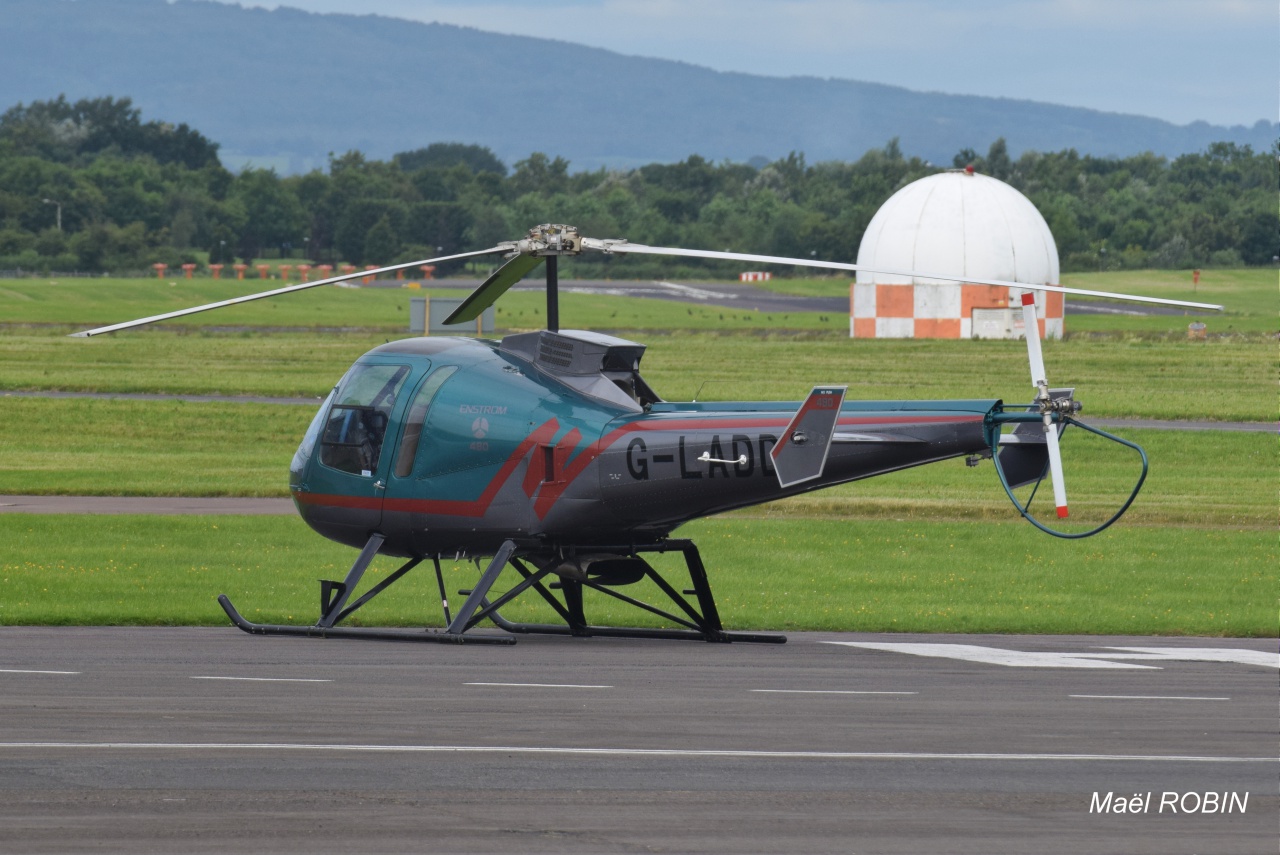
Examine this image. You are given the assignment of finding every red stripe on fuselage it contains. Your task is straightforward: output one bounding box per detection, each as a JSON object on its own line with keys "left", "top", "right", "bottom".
{"left": 294, "top": 412, "right": 985, "bottom": 518}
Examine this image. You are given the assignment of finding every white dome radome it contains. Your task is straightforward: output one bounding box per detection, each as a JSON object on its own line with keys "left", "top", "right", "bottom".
{"left": 856, "top": 170, "right": 1059, "bottom": 287}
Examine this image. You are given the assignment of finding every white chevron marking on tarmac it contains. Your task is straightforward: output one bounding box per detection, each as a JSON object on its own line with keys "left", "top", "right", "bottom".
{"left": 825, "top": 642, "right": 1277, "bottom": 669}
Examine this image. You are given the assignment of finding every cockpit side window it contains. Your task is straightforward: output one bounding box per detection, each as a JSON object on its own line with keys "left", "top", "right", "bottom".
{"left": 319, "top": 363, "right": 410, "bottom": 475}
{"left": 393, "top": 365, "right": 458, "bottom": 478}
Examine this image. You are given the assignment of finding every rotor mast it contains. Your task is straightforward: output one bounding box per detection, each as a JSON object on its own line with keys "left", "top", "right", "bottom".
{"left": 546, "top": 254, "right": 559, "bottom": 333}
{"left": 524, "top": 224, "right": 582, "bottom": 333}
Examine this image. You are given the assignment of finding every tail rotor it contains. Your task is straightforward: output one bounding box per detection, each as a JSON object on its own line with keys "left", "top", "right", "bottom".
{"left": 989, "top": 292, "right": 1146, "bottom": 539}
{"left": 1019, "top": 292, "right": 1074, "bottom": 519}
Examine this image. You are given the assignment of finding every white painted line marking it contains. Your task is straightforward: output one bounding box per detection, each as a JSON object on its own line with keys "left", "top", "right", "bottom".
{"left": 654, "top": 281, "right": 739, "bottom": 301}
{"left": 1069, "top": 695, "right": 1230, "bottom": 701}
{"left": 465, "top": 682, "right": 612, "bottom": 689}
{"left": 0, "top": 742, "right": 1272, "bottom": 764}
{"left": 826, "top": 642, "right": 1159, "bottom": 669}
{"left": 0, "top": 669, "right": 79, "bottom": 675}
{"left": 190, "top": 676, "right": 332, "bottom": 683}
{"left": 751, "top": 689, "right": 917, "bottom": 695}
{"left": 1102, "top": 647, "right": 1279, "bottom": 669}
{"left": 830, "top": 642, "right": 1278, "bottom": 671}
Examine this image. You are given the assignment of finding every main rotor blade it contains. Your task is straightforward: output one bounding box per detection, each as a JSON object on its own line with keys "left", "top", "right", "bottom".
{"left": 444, "top": 253, "right": 544, "bottom": 325}
{"left": 69, "top": 247, "right": 509, "bottom": 337}
{"left": 582, "top": 240, "right": 1224, "bottom": 312}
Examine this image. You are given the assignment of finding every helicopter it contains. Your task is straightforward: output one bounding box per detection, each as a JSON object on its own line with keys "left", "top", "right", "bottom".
{"left": 74, "top": 224, "right": 1222, "bottom": 645}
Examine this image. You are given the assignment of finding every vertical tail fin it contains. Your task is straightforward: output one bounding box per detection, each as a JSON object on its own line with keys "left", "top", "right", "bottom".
{"left": 770, "top": 386, "right": 846, "bottom": 488}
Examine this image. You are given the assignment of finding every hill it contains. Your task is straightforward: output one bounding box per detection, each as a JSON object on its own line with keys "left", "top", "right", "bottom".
{"left": 6, "top": 0, "right": 1276, "bottom": 172}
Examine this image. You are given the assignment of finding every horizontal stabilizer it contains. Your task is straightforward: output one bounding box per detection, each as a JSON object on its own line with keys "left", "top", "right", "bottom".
{"left": 771, "top": 386, "right": 846, "bottom": 488}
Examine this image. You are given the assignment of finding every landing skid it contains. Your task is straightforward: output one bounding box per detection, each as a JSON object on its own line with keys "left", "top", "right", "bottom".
{"left": 217, "top": 595, "right": 513, "bottom": 644}
{"left": 443, "top": 539, "right": 785, "bottom": 644}
{"left": 218, "top": 535, "right": 784, "bottom": 645}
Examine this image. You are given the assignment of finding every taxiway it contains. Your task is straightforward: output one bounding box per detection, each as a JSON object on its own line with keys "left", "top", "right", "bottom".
{"left": 0, "top": 628, "right": 1273, "bottom": 853}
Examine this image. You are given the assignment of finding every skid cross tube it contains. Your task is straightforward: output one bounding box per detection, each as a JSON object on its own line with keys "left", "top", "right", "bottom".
{"left": 218, "top": 531, "right": 515, "bottom": 644}
{"left": 510, "top": 557, "right": 589, "bottom": 632}
{"left": 331, "top": 555, "right": 421, "bottom": 626}
{"left": 446, "top": 540, "right": 517, "bottom": 635}
{"left": 452, "top": 540, "right": 785, "bottom": 644}
{"left": 456, "top": 561, "right": 558, "bottom": 633}
{"left": 431, "top": 556, "right": 453, "bottom": 626}
{"left": 220, "top": 537, "right": 781, "bottom": 644}
{"left": 317, "top": 533, "right": 384, "bottom": 628}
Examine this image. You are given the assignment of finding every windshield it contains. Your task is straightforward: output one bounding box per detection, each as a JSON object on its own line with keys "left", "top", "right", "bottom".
{"left": 318, "top": 363, "right": 410, "bottom": 476}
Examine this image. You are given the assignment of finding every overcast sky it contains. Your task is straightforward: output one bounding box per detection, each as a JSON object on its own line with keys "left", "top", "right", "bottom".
{"left": 204, "top": 0, "right": 1275, "bottom": 127}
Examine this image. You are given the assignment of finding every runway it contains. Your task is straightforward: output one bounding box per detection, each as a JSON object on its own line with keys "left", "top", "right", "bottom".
{"left": 0, "top": 628, "right": 1273, "bottom": 853}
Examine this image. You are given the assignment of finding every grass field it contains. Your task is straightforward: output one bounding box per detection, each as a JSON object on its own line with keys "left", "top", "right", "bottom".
{"left": 0, "top": 268, "right": 1271, "bottom": 335}
{"left": 754, "top": 268, "right": 1275, "bottom": 336}
{"left": 0, "top": 397, "right": 1269, "bottom": 529}
{"left": 1, "top": 329, "right": 1272, "bottom": 420}
{"left": 0, "top": 269, "right": 1274, "bottom": 635}
{"left": 0, "top": 514, "right": 1270, "bottom": 636}
{"left": 0, "top": 277, "right": 845, "bottom": 333}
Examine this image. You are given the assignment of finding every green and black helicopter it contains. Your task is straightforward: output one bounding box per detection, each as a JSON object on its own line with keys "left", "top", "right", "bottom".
{"left": 76, "top": 224, "right": 1222, "bottom": 645}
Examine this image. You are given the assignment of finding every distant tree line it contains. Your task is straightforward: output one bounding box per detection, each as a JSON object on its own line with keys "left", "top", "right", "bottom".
{"left": 0, "top": 96, "right": 1274, "bottom": 276}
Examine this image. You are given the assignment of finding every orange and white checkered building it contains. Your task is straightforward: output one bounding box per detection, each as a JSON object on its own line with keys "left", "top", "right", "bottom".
{"left": 851, "top": 169, "right": 1063, "bottom": 340}
{"left": 850, "top": 282, "right": 1064, "bottom": 340}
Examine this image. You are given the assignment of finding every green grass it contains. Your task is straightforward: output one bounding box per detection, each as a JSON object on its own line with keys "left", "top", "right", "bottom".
{"left": 643, "top": 334, "right": 1273, "bottom": 422}
{"left": 0, "top": 395, "right": 1270, "bottom": 532}
{"left": 0, "top": 271, "right": 1273, "bottom": 636}
{"left": 0, "top": 515, "right": 1270, "bottom": 636}
{"left": 1058, "top": 268, "right": 1276, "bottom": 332}
{"left": 0, "top": 277, "right": 844, "bottom": 333}
{"left": 2, "top": 328, "right": 1272, "bottom": 421}
{"left": 0, "top": 328, "right": 370, "bottom": 397}
{"left": 0, "top": 398, "right": 313, "bottom": 496}
{"left": 5, "top": 269, "right": 1270, "bottom": 337}
{"left": 753, "top": 269, "right": 1276, "bottom": 335}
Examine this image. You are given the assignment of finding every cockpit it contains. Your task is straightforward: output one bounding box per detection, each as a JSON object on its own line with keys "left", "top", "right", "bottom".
{"left": 318, "top": 363, "right": 410, "bottom": 476}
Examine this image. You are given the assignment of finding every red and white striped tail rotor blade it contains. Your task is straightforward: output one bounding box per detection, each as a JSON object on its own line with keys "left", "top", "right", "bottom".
{"left": 1044, "top": 421, "right": 1069, "bottom": 519}
{"left": 1021, "top": 292, "right": 1068, "bottom": 518}
{"left": 1020, "top": 293, "right": 1047, "bottom": 387}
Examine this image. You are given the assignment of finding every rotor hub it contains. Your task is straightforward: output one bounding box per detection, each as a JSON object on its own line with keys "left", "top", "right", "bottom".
{"left": 515, "top": 223, "right": 583, "bottom": 256}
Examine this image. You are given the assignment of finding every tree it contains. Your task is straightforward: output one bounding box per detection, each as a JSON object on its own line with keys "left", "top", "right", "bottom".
{"left": 362, "top": 214, "right": 399, "bottom": 264}
{"left": 406, "top": 202, "right": 471, "bottom": 253}
{"left": 393, "top": 143, "right": 506, "bottom": 176}
{"left": 0, "top": 95, "right": 220, "bottom": 169}
{"left": 231, "top": 168, "right": 304, "bottom": 259}
{"left": 508, "top": 153, "right": 570, "bottom": 198}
